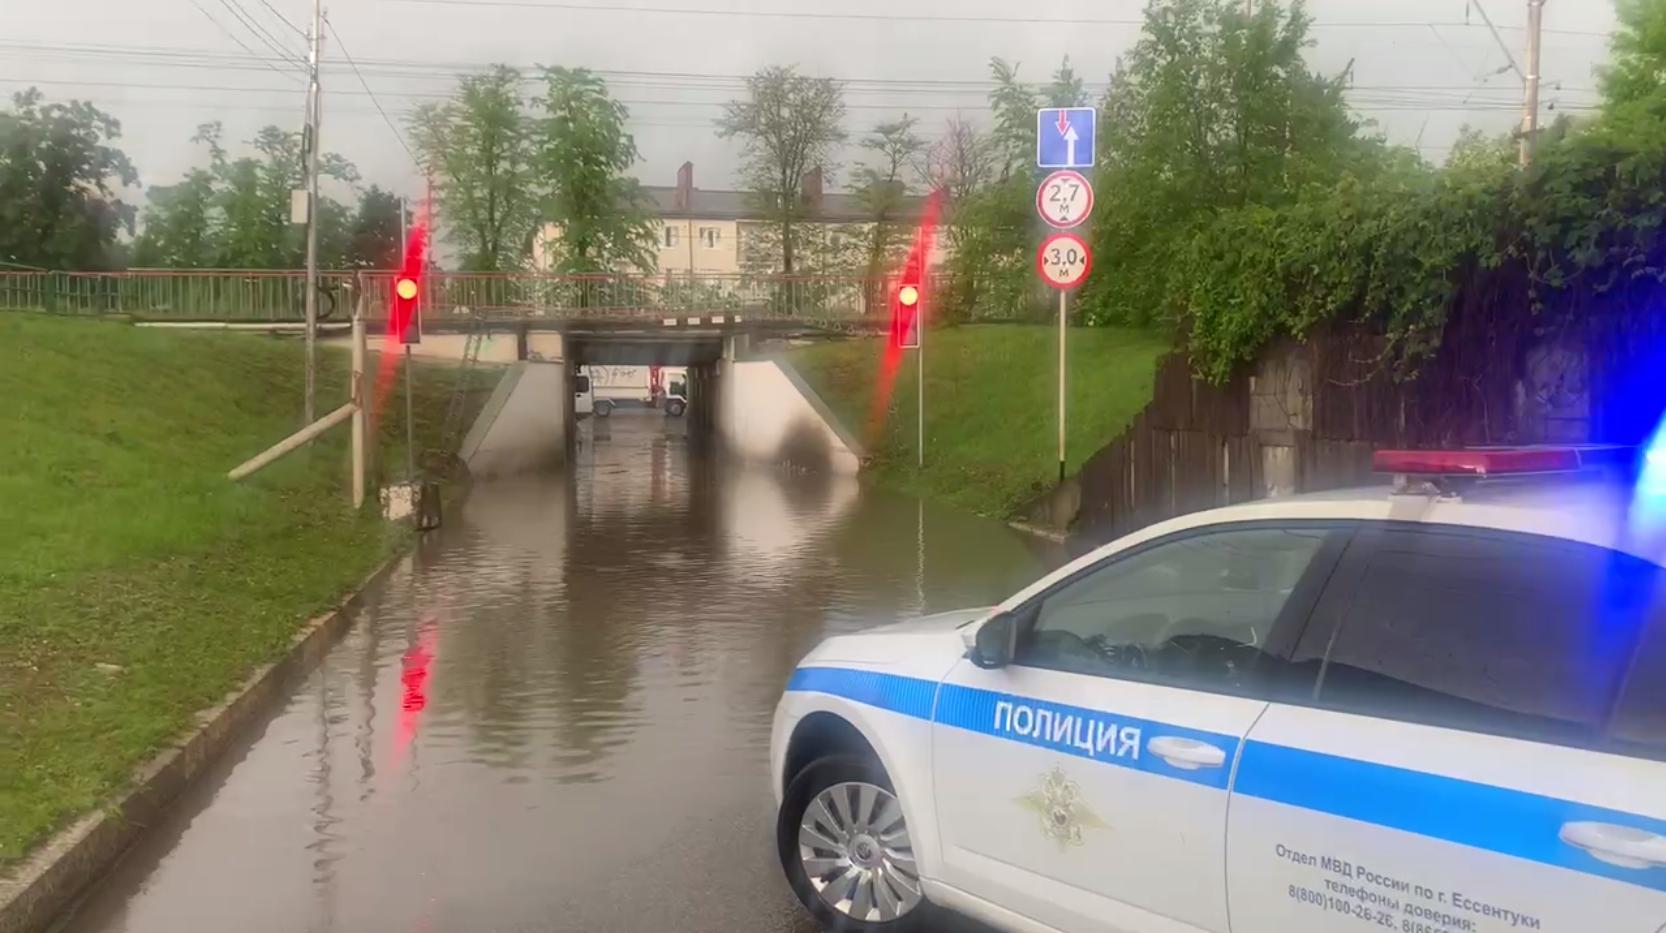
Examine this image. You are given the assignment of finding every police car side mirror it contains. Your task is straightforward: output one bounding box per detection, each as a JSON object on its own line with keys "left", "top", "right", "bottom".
{"left": 969, "top": 613, "right": 1017, "bottom": 670}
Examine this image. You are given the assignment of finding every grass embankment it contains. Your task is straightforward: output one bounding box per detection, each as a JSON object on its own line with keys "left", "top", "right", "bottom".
{"left": 0, "top": 314, "right": 492, "bottom": 866}
{"left": 789, "top": 325, "right": 1169, "bottom": 518}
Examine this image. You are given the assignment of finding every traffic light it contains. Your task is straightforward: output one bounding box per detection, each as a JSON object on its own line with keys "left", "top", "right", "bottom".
{"left": 392, "top": 273, "right": 421, "bottom": 344}
{"left": 893, "top": 273, "right": 922, "bottom": 350}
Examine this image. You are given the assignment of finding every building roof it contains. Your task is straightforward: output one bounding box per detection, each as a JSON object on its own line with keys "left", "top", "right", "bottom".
{"left": 640, "top": 185, "right": 927, "bottom": 224}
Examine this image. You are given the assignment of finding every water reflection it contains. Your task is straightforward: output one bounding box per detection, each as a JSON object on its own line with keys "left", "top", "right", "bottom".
{"left": 62, "top": 411, "right": 1053, "bottom": 933}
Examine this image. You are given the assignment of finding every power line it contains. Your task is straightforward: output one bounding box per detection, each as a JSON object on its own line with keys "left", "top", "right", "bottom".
{"left": 212, "top": 0, "right": 307, "bottom": 67}
{"left": 324, "top": 16, "right": 420, "bottom": 165}
{"left": 380, "top": 0, "right": 1613, "bottom": 37}
{"left": 186, "top": 0, "right": 304, "bottom": 82}
{"left": 254, "top": 0, "right": 306, "bottom": 37}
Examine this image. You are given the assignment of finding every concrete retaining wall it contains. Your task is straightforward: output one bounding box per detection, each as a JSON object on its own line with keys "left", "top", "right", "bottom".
{"left": 460, "top": 360, "right": 569, "bottom": 476}
{"left": 715, "top": 354, "right": 861, "bottom": 475}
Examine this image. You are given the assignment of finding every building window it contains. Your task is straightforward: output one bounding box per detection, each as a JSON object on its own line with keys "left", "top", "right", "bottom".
{"left": 699, "top": 226, "right": 721, "bottom": 249}
{"left": 663, "top": 226, "right": 680, "bottom": 248}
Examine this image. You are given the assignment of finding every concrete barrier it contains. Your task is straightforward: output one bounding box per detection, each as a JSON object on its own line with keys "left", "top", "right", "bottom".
{"left": 459, "top": 360, "right": 569, "bottom": 477}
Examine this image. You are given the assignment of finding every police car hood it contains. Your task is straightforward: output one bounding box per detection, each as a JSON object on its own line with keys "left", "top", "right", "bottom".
{"left": 799, "top": 606, "right": 992, "bottom": 671}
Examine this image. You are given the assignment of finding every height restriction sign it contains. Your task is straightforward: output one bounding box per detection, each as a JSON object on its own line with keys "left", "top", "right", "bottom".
{"left": 1037, "top": 232, "right": 1091, "bottom": 290}
{"left": 1036, "top": 169, "right": 1093, "bottom": 229}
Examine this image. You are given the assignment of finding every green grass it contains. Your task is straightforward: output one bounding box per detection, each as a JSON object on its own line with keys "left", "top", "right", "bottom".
{"left": 0, "top": 313, "right": 492, "bottom": 866}
{"left": 788, "top": 325, "right": 1169, "bottom": 518}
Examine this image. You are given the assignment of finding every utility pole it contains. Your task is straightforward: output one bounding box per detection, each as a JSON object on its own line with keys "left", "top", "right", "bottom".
{"left": 1521, "top": 0, "right": 1547, "bottom": 167}
{"left": 303, "top": 0, "right": 324, "bottom": 425}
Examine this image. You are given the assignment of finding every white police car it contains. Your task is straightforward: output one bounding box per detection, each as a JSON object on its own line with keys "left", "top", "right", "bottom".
{"left": 771, "top": 447, "right": 1666, "bottom": 933}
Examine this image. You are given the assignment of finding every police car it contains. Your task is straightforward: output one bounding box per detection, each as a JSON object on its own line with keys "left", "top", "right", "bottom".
{"left": 771, "top": 447, "right": 1666, "bottom": 933}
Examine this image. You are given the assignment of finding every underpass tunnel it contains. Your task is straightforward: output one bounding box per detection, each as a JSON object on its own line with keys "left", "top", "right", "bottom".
{"left": 566, "top": 333, "right": 724, "bottom": 444}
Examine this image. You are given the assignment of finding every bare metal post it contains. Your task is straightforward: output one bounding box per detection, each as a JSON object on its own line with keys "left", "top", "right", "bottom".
{"left": 405, "top": 344, "right": 415, "bottom": 482}
{"left": 917, "top": 306, "right": 925, "bottom": 469}
{"left": 350, "top": 312, "right": 366, "bottom": 509}
{"left": 302, "top": 0, "right": 324, "bottom": 425}
{"left": 1521, "top": 0, "right": 1546, "bottom": 167}
{"left": 1058, "top": 290, "right": 1068, "bottom": 484}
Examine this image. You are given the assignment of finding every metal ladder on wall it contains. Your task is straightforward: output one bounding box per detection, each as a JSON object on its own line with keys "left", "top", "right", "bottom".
{"left": 434, "top": 323, "right": 489, "bottom": 473}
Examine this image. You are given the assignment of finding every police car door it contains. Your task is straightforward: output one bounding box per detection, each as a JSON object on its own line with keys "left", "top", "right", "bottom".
{"left": 1227, "top": 526, "right": 1666, "bottom": 933}
{"left": 931, "top": 523, "right": 1350, "bottom": 933}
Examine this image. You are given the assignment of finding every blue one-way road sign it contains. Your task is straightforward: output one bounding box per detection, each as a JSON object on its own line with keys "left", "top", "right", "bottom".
{"left": 1036, "top": 107, "right": 1096, "bottom": 169}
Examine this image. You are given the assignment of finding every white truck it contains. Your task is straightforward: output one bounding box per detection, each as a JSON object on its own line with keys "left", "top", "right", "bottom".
{"left": 575, "top": 365, "right": 687, "bottom": 418}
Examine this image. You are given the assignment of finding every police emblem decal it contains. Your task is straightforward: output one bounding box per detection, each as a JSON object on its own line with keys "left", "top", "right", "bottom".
{"left": 1017, "top": 766, "right": 1107, "bottom": 848}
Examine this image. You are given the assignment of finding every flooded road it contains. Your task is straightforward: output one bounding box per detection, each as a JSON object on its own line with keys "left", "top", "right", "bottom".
{"left": 60, "top": 411, "right": 1055, "bottom": 933}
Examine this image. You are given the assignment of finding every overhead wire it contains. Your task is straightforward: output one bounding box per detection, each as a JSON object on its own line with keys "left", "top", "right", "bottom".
{"left": 378, "top": 0, "right": 1613, "bottom": 37}
{"left": 211, "top": 0, "right": 307, "bottom": 68}
{"left": 254, "top": 0, "right": 306, "bottom": 38}
{"left": 323, "top": 16, "right": 420, "bottom": 166}
{"left": 185, "top": 0, "right": 303, "bottom": 83}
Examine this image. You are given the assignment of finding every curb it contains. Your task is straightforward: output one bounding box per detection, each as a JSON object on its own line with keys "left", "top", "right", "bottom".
{"left": 0, "top": 552, "right": 409, "bottom": 933}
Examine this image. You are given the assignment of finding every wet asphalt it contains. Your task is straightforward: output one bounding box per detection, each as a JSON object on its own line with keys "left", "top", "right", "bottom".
{"left": 56, "top": 412, "right": 1047, "bottom": 933}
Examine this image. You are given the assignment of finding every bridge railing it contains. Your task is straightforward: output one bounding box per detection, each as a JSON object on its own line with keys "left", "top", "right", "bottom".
{"left": 0, "top": 270, "right": 931, "bottom": 327}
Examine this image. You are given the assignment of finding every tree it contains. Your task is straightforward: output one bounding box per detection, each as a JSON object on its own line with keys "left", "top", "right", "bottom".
{"left": 1602, "top": 0, "right": 1666, "bottom": 113}
{"left": 132, "top": 168, "right": 217, "bottom": 267}
{"left": 939, "top": 58, "right": 1074, "bottom": 321}
{"left": 411, "top": 66, "right": 537, "bottom": 272}
{"left": 851, "top": 114, "right": 926, "bottom": 306}
{"left": 132, "top": 121, "right": 357, "bottom": 270}
{"left": 1083, "top": 0, "right": 1376, "bottom": 324}
{"left": 0, "top": 89, "right": 137, "bottom": 269}
{"left": 717, "top": 66, "right": 846, "bottom": 273}
{"left": 534, "top": 67, "right": 656, "bottom": 274}
{"left": 925, "top": 115, "right": 995, "bottom": 204}
{"left": 347, "top": 185, "right": 403, "bottom": 269}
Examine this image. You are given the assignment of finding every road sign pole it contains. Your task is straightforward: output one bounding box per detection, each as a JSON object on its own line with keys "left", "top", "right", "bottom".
{"left": 1058, "top": 289, "right": 1067, "bottom": 484}
{"left": 917, "top": 329, "right": 925, "bottom": 469}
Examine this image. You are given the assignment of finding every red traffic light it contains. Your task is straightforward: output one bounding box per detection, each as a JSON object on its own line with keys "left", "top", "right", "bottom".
{"left": 898, "top": 284, "right": 920, "bottom": 308}
{"left": 395, "top": 277, "right": 419, "bottom": 301}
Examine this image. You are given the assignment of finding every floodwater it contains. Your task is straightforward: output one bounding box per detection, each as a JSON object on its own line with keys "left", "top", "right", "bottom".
{"left": 58, "top": 411, "right": 1055, "bottom": 933}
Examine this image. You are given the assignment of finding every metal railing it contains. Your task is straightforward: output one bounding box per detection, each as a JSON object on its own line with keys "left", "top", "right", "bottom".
{"left": 0, "top": 269, "right": 939, "bottom": 327}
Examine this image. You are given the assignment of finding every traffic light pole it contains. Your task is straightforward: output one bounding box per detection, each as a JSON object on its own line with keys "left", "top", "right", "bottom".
{"left": 917, "top": 325, "right": 925, "bottom": 469}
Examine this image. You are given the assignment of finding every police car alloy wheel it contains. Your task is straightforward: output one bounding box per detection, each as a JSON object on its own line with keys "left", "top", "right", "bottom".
{"left": 778, "top": 755, "right": 924, "bottom": 930}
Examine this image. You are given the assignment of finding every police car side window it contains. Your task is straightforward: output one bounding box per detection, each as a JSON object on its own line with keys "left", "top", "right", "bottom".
{"left": 1017, "top": 527, "right": 1333, "bottom": 695}
{"left": 1313, "top": 528, "right": 1664, "bottom": 750}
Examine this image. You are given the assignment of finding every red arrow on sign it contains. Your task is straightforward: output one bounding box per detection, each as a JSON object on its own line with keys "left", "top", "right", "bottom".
{"left": 1056, "top": 110, "right": 1071, "bottom": 135}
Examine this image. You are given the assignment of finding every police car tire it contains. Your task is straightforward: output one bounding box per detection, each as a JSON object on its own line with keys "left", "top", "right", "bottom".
{"left": 777, "top": 755, "right": 925, "bottom": 932}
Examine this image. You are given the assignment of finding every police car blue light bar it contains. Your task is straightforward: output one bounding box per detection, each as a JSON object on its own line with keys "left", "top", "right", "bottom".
{"left": 1372, "top": 446, "right": 1631, "bottom": 477}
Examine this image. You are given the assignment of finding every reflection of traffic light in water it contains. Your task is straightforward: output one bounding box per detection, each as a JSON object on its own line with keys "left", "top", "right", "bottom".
{"left": 869, "top": 189, "right": 942, "bottom": 443}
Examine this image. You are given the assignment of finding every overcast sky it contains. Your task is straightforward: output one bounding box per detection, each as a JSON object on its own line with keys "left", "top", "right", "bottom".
{"left": 4, "top": 0, "right": 1623, "bottom": 204}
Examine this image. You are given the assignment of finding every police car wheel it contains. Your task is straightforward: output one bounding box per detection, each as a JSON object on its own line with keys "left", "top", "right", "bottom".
{"left": 778, "top": 755, "right": 924, "bottom": 931}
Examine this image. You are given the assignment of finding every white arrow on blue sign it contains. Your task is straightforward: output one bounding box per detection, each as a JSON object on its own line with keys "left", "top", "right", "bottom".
{"left": 1036, "top": 107, "right": 1096, "bottom": 169}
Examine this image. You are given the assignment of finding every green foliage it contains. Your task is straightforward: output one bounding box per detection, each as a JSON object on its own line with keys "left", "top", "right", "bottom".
{"left": 938, "top": 60, "right": 1062, "bottom": 322}
{"left": 1175, "top": 0, "right": 1666, "bottom": 382}
{"left": 134, "top": 121, "right": 358, "bottom": 270}
{"left": 1081, "top": 0, "right": 1383, "bottom": 327}
{"left": 535, "top": 67, "right": 656, "bottom": 274}
{"left": 717, "top": 66, "right": 847, "bottom": 273}
{"left": 411, "top": 66, "right": 537, "bottom": 272}
{"left": 0, "top": 89, "right": 137, "bottom": 269}
{"left": 347, "top": 185, "right": 403, "bottom": 270}
{"left": 851, "top": 114, "right": 927, "bottom": 286}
